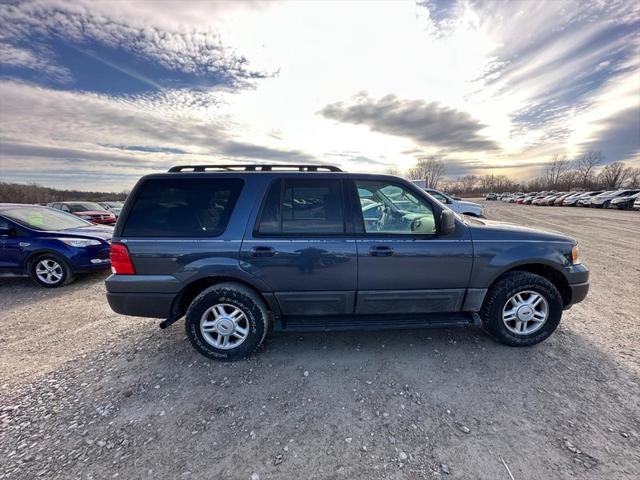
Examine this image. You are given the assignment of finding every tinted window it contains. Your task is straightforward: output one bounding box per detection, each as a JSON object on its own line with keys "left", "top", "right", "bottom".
{"left": 356, "top": 180, "right": 436, "bottom": 234}
{"left": 257, "top": 179, "right": 345, "bottom": 234}
{"left": 122, "top": 178, "right": 243, "bottom": 237}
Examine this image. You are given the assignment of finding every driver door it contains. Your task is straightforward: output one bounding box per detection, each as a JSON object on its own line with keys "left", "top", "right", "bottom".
{"left": 351, "top": 179, "right": 473, "bottom": 315}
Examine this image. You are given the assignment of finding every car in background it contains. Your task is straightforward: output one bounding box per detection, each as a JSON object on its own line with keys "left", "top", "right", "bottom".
{"left": 574, "top": 191, "right": 605, "bottom": 207}
{"left": 485, "top": 193, "right": 498, "bottom": 200}
{"left": 424, "top": 188, "right": 485, "bottom": 217}
{"left": 609, "top": 192, "right": 640, "bottom": 210}
{"left": 634, "top": 196, "right": 640, "bottom": 211}
{"left": 49, "top": 201, "right": 117, "bottom": 224}
{"left": 564, "top": 191, "right": 601, "bottom": 206}
{"left": 588, "top": 189, "right": 640, "bottom": 208}
{"left": 0, "top": 204, "right": 112, "bottom": 287}
{"left": 98, "top": 201, "right": 124, "bottom": 217}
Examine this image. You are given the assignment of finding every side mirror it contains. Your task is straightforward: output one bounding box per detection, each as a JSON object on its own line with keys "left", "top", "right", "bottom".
{"left": 440, "top": 210, "right": 456, "bottom": 235}
{"left": 0, "top": 227, "right": 15, "bottom": 237}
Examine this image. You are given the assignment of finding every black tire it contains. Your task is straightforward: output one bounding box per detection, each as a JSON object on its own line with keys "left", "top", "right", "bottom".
{"left": 29, "top": 253, "right": 74, "bottom": 288}
{"left": 480, "top": 271, "right": 563, "bottom": 347}
{"left": 185, "top": 282, "right": 269, "bottom": 361}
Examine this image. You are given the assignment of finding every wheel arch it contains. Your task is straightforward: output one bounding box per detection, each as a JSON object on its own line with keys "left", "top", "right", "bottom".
{"left": 489, "top": 263, "right": 571, "bottom": 308}
{"left": 170, "top": 275, "right": 279, "bottom": 321}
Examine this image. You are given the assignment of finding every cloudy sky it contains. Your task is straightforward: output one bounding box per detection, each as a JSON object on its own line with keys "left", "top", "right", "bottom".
{"left": 0, "top": 0, "right": 639, "bottom": 191}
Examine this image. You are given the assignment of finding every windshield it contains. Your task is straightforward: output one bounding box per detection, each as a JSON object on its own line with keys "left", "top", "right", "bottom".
{"left": 2, "top": 206, "right": 92, "bottom": 230}
{"left": 67, "top": 202, "right": 105, "bottom": 212}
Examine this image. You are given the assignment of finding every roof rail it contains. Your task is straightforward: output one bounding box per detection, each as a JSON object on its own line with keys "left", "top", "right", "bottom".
{"left": 168, "top": 164, "right": 342, "bottom": 173}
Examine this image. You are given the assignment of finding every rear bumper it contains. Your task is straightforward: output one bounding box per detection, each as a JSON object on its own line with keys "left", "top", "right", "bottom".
{"left": 107, "top": 291, "right": 175, "bottom": 318}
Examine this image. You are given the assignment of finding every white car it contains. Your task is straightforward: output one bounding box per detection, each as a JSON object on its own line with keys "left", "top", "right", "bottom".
{"left": 424, "top": 188, "right": 485, "bottom": 217}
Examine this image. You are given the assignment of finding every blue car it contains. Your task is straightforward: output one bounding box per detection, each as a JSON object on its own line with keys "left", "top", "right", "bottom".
{"left": 0, "top": 204, "right": 113, "bottom": 287}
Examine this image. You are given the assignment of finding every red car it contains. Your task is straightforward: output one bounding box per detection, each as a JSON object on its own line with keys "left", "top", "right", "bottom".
{"left": 48, "top": 201, "right": 117, "bottom": 225}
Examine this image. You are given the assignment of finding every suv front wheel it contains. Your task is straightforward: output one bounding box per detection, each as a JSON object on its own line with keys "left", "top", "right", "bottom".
{"left": 480, "top": 271, "right": 563, "bottom": 347}
{"left": 185, "top": 283, "right": 269, "bottom": 361}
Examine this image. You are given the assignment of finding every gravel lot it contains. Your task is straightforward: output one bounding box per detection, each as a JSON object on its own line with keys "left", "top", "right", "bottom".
{"left": 1, "top": 202, "right": 639, "bottom": 480}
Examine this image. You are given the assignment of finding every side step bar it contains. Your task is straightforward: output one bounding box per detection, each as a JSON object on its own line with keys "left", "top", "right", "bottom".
{"left": 275, "top": 312, "right": 481, "bottom": 333}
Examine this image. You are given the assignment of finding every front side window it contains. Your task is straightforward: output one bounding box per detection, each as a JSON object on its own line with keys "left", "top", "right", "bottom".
{"left": 122, "top": 178, "right": 243, "bottom": 237}
{"left": 356, "top": 180, "right": 436, "bottom": 234}
{"left": 256, "top": 179, "right": 345, "bottom": 234}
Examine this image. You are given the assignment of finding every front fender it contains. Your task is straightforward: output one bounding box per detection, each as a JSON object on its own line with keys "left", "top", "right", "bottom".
{"left": 470, "top": 241, "right": 573, "bottom": 288}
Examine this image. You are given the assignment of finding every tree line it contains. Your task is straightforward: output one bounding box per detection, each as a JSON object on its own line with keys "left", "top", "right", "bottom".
{"left": 389, "top": 152, "right": 640, "bottom": 195}
{"left": 0, "top": 181, "right": 128, "bottom": 204}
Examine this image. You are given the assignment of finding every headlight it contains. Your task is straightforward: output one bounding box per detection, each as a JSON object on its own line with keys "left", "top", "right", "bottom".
{"left": 57, "top": 238, "right": 102, "bottom": 247}
{"left": 571, "top": 245, "right": 581, "bottom": 264}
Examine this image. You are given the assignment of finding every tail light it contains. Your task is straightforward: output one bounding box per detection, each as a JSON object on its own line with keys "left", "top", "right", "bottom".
{"left": 110, "top": 242, "right": 135, "bottom": 274}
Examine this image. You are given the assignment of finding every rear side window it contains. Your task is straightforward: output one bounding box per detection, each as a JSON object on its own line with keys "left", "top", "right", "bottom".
{"left": 122, "top": 178, "right": 243, "bottom": 237}
{"left": 256, "top": 179, "right": 345, "bottom": 234}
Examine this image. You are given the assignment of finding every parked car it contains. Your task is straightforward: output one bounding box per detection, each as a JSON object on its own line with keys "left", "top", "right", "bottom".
{"left": 105, "top": 164, "right": 589, "bottom": 361}
{"left": 485, "top": 193, "right": 498, "bottom": 201}
{"left": 49, "top": 202, "right": 117, "bottom": 224}
{"left": 564, "top": 191, "right": 602, "bottom": 206}
{"left": 588, "top": 189, "right": 640, "bottom": 208}
{"left": 98, "top": 201, "right": 124, "bottom": 217}
{"left": 423, "top": 188, "right": 485, "bottom": 217}
{"left": 553, "top": 192, "right": 581, "bottom": 206}
{"left": 609, "top": 192, "right": 640, "bottom": 210}
{"left": 575, "top": 191, "right": 605, "bottom": 207}
{"left": 0, "top": 204, "right": 112, "bottom": 287}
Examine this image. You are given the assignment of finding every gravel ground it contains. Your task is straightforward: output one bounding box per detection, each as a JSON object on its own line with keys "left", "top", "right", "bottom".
{"left": 1, "top": 202, "right": 639, "bottom": 479}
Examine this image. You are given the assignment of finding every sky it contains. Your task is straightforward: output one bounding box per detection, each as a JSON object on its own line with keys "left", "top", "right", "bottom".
{"left": 0, "top": 0, "right": 639, "bottom": 192}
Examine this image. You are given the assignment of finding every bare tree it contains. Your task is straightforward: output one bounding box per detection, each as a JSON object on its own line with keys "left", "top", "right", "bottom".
{"left": 575, "top": 151, "right": 603, "bottom": 188}
{"left": 407, "top": 158, "right": 446, "bottom": 189}
{"left": 626, "top": 168, "right": 640, "bottom": 188}
{"left": 598, "top": 161, "right": 630, "bottom": 189}
{"left": 544, "top": 154, "right": 570, "bottom": 189}
{"left": 384, "top": 166, "right": 402, "bottom": 177}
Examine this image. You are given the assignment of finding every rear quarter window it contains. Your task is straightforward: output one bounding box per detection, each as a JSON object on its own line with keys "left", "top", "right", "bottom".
{"left": 122, "top": 178, "right": 243, "bottom": 237}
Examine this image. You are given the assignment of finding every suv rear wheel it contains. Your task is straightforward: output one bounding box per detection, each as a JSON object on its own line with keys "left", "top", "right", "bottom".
{"left": 185, "top": 283, "right": 269, "bottom": 361}
{"left": 480, "top": 271, "right": 563, "bottom": 346}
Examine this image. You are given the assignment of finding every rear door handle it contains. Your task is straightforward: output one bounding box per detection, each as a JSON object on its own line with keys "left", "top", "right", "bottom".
{"left": 369, "top": 245, "right": 394, "bottom": 257}
{"left": 250, "top": 246, "right": 277, "bottom": 257}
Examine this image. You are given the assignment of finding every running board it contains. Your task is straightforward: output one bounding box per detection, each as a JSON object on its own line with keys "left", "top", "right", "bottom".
{"left": 275, "top": 312, "right": 481, "bottom": 333}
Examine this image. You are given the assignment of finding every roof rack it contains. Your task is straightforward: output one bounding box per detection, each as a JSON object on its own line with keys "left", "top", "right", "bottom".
{"left": 168, "top": 164, "right": 342, "bottom": 173}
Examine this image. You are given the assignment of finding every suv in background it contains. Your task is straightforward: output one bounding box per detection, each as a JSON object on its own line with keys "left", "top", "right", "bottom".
{"left": 106, "top": 165, "right": 589, "bottom": 361}
{"left": 49, "top": 202, "right": 117, "bottom": 224}
{"left": 0, "top": 204, "right": 112, "bottom": 287}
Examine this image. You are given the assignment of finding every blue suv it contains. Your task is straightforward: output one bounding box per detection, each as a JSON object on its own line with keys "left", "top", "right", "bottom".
{"left": 106, "top": 165, "right": 589, "bottom": 361}
{"left": 0, "top": 204, "right": 113, "bottom": 287}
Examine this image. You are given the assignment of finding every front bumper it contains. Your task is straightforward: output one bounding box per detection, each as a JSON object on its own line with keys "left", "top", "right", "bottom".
{"left": 567, "top": 281, "right": 589, "bottom": 307}
{"left": 563, "top": 264, "right": 590, "bottom": 308}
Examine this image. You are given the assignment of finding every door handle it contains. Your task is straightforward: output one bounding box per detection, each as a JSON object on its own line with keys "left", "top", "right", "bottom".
{"left": 369, "top": 245, "right": 394, "bottom": 257}
{"left": 250, "top": 246, "right": 277, "bottom": 257}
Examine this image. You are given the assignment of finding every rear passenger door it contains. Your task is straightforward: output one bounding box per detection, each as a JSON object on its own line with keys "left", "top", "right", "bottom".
{"left": 239, "top": 177, "right": 357, "bottom": 316}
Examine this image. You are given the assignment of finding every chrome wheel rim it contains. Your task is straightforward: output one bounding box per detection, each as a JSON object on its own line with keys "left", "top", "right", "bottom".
{"left": 35, "top": 259, "right": 64, "bottom": 284}
{"left": 502, "top": 290, "right": 549, "bottom": 335}
{"left": 200, "top": 304, "right": 249, "bottom": 350}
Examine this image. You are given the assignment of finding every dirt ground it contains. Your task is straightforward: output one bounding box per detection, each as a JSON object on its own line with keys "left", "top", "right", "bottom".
{"left": 1, "top": 202, "right": 639, "bottom": 479}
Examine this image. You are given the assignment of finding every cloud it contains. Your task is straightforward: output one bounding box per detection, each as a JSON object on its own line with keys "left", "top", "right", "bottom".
{"left": 0, "top": 42, "right": 71, "bottom": 82}
{"left": 579, "top": 107, "right": 640, "bottom": 162}
{"left": 319, "top": 93, "right": 499, "bottom": 152}
{"left": 0, "top": 0, "right": 269, "bottom": 87}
